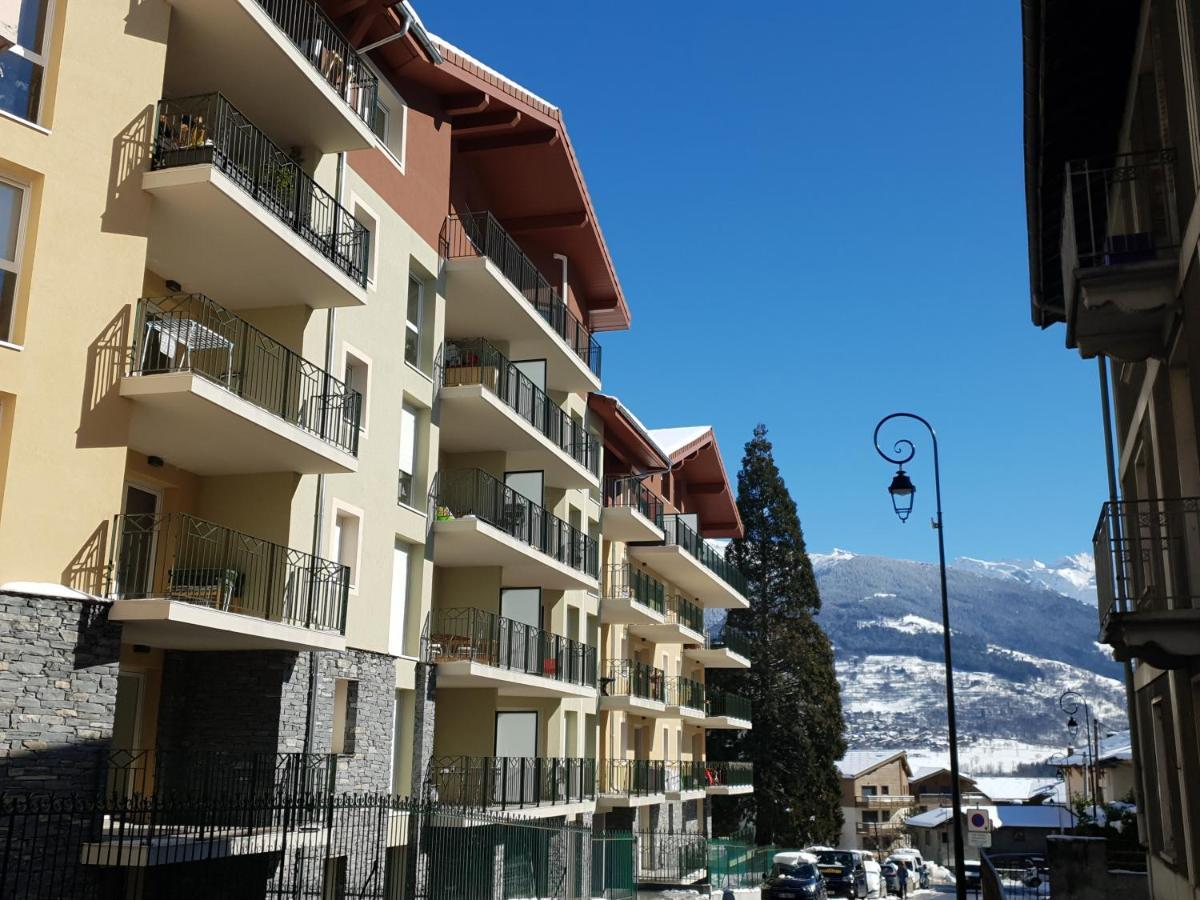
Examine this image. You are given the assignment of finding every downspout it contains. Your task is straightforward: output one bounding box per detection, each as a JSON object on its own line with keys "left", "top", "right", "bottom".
{"left": 304, "top": 151, "right": 347, "bottom": 756}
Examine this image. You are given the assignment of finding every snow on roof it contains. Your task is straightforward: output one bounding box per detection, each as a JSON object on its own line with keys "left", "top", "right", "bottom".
{"left": 906, "top": 807, "right": 955, "bottom": 829}
{"left": 647, "top": 426, "right": 711, "bottom": 458}
{"left": 837, "top": 751, "right": 907, "bottom": 779}
{"left": 426, "top": 34, "right": 557, "bottom": 112}
{"left": 592, "top": 393, "right": 671, "bottom": 465}
{"left": 0, "top": 581, "right": 107, "bottom": 602}
{"left": 906, "top": 804, "right": 1075, "bottom": 830}
{"left": 972, "top": 777, "right": 1059, "bottom": 803}
{"left": 1059, "top": 731, "right": 1133, "bottom": 767}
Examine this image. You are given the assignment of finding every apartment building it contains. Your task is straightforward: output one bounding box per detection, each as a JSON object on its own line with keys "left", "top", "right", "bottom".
{"left": 836, "top": 751, "right": 913, "bottom": 855}
{"left": 1023, "top": 0, "right": 1200, "bottom": 895}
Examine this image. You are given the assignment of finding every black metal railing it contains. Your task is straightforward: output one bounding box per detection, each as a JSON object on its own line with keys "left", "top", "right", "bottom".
{"left": 665, "top": 760, "right": 706, "bottom": 794}
{"left": 603, "top": 476, "right": 665, "bottom": 527}
{"left": 108, "top": 512, "right": 349, "bottom": 633}
{"left": 666, "top": 676, "right": 705, "bottom": 712}
{"left": 638, "top": 831, "right": 708, "bottom": 884}
{"left": 426, "top": 607, "right": 597, "bottom": 688}
{"left": 709, "top": 627, "right": 752, "bottom": 660}
{"left": 1094, "top": 497, "right": 1200, "bottom": 627}
{"left": 431, "top": 469, "right": 599, "bottom": 577}
{"left": 252, "top": 0, "right": 379, "bottom": 125}
{"left": 439, "top": 338, "right": 599, "bottom": 474}
{"left": 661, "top": 514, "right": 748, "bottom": 595}
{"left": 665, "top": 593, "right": 705, "bottom": 635}
{"left": 604, "top": 563, "right": 666, "bottom": 615}
{"left": 1062, "top": 149, "right": 1179, "bottom": 276}
{"left": 153, "top": 93, "right": 369, "bottom": 286}
{"left": 440, "top": 212, "right": 602, "bottom": 377}
{"left": 103, "top": 749, "right": 336, "bottom": 803}
{"left": 705, "top": 687, "right": 752, "bottom": 723}
{"left": 131, "top": 294, "right": 361, "bottom": 454}
{"left": 428, "top": 756, "right": 595, "bottom": 810}
{"left": 604, "top": 660, "right": 665, "bottom": 703}
{"left": 599, "top": 760, "right": 665, "bottom": 797}
{"left": 705, "top": 761, "right": 753, "bottom": 788}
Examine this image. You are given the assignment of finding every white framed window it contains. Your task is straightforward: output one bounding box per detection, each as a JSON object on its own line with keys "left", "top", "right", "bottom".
{"left": 405, "top": 274, "right": 423, "bottom": 370}
{"left": 351, "top": 196, "right": 379, "bottom": 287}
{"left": 398, "top": 402, "right": 418, "bottom": 507}
{"left": 388, "top": 540, "right": 411, "bottom": 657}
{"left": 331, "top": 501, "right": 364, "bottom": 592}
{"left": 0, "top": 176, "right": 29, "bottom": 344}
{"left": 369, "top": 73, "right": 408, "bottom": 172}
{"left": 341, "top": 344, "right": 371, "bottom": 436}
{"left": 0, "top": 0, "right": 53, "bottom": 125}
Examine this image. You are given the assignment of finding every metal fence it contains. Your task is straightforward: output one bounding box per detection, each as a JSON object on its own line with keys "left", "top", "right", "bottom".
{"left": 598, "top": 760, "right": 665, "bottom": 799}
{"left": 440, "top": 338, "right": 599, "bottom": 474}
{"left": 707, "top": 838, "right": 774, "bottom": 890}
{"left": 603, "top": 476, "right": 664, "bottom": 527}
{"left": 432, "top": 469, "right": 599, "bottom": 577}
{"left": 592, "top": 832, "right": 635, "bottom": 899}
{"left": 108, "top": 511, "right": 349, "bottom": 633}
{"left": 153, "top": 93, "right": 369, "bottom": 286}
{"left": 981, "top": 852, "right": 1050, "bottom": 899}
{"left": 132, "top": 294, "right": 361, "bottom": 454}
{"left": 603, "top": 563, "right": 665, "bottom": 615}
{"left": 710, "top": 626, "right": 752, "bottom": 660}
{"left": 664, "top": 760, "right": 706, "bottom": 794}
{"left": 102, "top": 749, "right": 336, "bottom": 805}
{"left": 440, "top": 212, "right": 602, "bottom": 377}
{"left": 706, "top": 686, "right": 752, "bottom": 722}
{"left": 635, "top": 831, "right": 708, "bottom": 884}
{"left": 665, "top": 592, "right": 705, "bottom": 634}
{"left": 666, "top": 675, "right": 706, "bottom": 713}
{"left": 705, "top": 761, "right": 753, "bottom": 788}
{"left": 661, "top": 514, "right": 748, "bottom": 595}
{"left": 603, "top": 659, "right": 665, "bottom": 702}
{"left": 427, "top": 756, "right": 595, "bottom": 812}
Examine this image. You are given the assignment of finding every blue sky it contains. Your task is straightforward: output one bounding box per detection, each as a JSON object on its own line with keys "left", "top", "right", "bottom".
{"left": 426, "top": 1, "right": 1105, "bottom": 565}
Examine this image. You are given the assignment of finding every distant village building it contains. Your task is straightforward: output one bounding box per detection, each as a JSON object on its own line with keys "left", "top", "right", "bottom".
{"left": 1055, "top": 731, "right": 1136, "bottom": 807}
{"left": 837, "top": 751, "right": 914, "bottom": 854}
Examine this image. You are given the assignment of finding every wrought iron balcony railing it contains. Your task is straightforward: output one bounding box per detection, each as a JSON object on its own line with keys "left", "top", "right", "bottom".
{"left": 131, "top": 294, "right": 361, "bottom": 454}
{"left": 440, "top": 338, "right": 599, "bottom": 475}
{"left": 1094, "top": 497, "right": 1200, "bottom": 626}
{"left": 665, "top": 593, "right": 705, "bottom": 635}
{"left": 604, "top": 563, "right": 666, "bottom": 616}
{"left": 440, "top": 212, "right": 602, "bottom": 378}
{"left": 661, "top": 514, "right": 748, "bottom": 595}
{"left": 108, "top": 512, "right": 349, "bottom": 633}
{"left": 104, "top": 749, "right": 336, "bottom": 803}
{"left": 153, "top": 93, "right": 369, "bottom": 286}
{"left": 603, "top": 476, "right": 665, "bottom": 527}
{"left": 666, "top": 675, "right": 705, "bottom": 712}
{"left": 425, "top": 606, "right": 597, "bottom": 688}
{"left": 603, "top": 659, "right": 665, "bottom": 703}
{"left": 856, "top": 820, "right": 905, "bottom": 835}
{"left": 599, "top": 760, "right": 665, "bottom": 797}
{"left": 665, "top": 760, "right": 707, "bottom": 793}
{"left": 708, "top": 628, "right": 752, "bottom": 660}
{"left": 428, "top": 756, "right": 595, "bottom": 810}
{"left": 856, "top": 794, "right": 914, "bottom": 809}
{"left": 705, "top": 687, "right": 752, "bottom": 722}
{"left": 253, "top": 0, "right": 379, "bottom": 125}
{"left": 431, "top": 469, "right": 599, "bottom": 578}
{"left": 705, "top": 761, "right": 753, "bottom": 788}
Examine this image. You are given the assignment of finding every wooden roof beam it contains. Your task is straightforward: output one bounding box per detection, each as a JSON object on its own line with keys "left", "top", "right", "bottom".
{"left": 505, "top": 211, "right": 589, "bottom": 233}
{"left": 443, "top": 92, "right": 491, "bottom": 116}
{"left": 456, "top": 129, "right": 559, "bottom": 153}
{"left": 453, "top": 110, "right": 522, "bottom": 135}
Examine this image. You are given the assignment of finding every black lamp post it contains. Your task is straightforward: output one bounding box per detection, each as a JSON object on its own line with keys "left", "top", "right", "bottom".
{"left": 873, "top": 413, "right": 966, "bottom": 900}
{"left": 1060, "top": 689, "right": 1099, "bottom": 814}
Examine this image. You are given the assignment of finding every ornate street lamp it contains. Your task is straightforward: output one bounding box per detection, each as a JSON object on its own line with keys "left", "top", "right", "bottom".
{"left": 873, "top": 413, "right": 966, "bottom": 900}
{"left": 1060, "top": 689, "right": 1098, "bottom": 813}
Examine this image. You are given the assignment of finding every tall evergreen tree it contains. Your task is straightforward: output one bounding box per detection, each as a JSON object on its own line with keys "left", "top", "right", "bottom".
{"left": 709, "top": 424, "right": 847, "bottom": 846}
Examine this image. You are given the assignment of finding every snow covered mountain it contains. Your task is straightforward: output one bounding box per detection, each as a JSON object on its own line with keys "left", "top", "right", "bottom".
{"left": 951, "top": 553, "right": 1097, "bottom": 605}
{"left": 812, "top": 551, "right": 1124, "bottom": 769}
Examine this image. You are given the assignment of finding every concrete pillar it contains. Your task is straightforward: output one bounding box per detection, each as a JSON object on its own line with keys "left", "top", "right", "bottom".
{"left": 410, "top": 661, "right": 437, "bottom": 797}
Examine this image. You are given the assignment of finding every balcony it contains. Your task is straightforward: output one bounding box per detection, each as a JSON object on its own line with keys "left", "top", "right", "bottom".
{"left": 628, "top": 590, "right": 706, "bottom": 646}
{"left": 665, "top": 676, "right": 706, "bottom": 723}
{"left": 162, "top": 0, "right": 378, "bottom": 154}
{"left": 144, "top": 93, "right": 369, "bottom": 310}
{"left": 104, "top": 749, "right": 336, "bottom": 803}
{"left": 597, "top": 760, "right": 666, "bottom": 808}
{"left": 856, "top": 794, "right": 914, "bottom": 810}
{"left": 437, "top": 339, "right": 600, "bottom": 490}
{"left": 428, "top": 756, "right": 595, "bottom": 817}
{"left": 107, "top": 512, "right": 348, "bottom": 652}
{"left": 629, "top": 515, "right": 749, "bottom": 609}
{"left": 601, "top": 476, "right": 665, "bottom": 543}
{"left": 121, "top": 294, "right": 359, "bottom": 475}
{"left": 684, "top": 628, "right": 752, "bottom": 670}
{"left": 426, "top": 606, "right": 597, "bottom": 698}
{"left": 599, "top": 660, "right": 668, "bottom": 717}
{"left": 1094, "top": 497, "right": 1200, "bottom": 668}
{"left": 1060, "top": 149, "right": 1181, "bottom": 359}
{"left": 704, "top": 761, "right": 753, "bottom": 796}
{"left": 441, "top": 212, "right": 602, "bottom": 393}
{"left": 601, "top": 563, "right": 666, "bottom": 628}
{"left": 703, "top": 687, "right": 752, "bottom": 730}
{"left": 430, "top": 469, "right": 599, "bottom": 591}
{"left": 855, "top": 820, "right": 906, "bottom": 836}
{"left": 665, "top": 760, "right": 707, "bottom": 800}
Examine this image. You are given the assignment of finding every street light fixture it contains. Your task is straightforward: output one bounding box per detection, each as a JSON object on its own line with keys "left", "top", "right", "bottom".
{"left": 1060, "top": 689, "right": 1100, "bottom": 814}
{"left": 873, "top": 413, "right": 966, "bottom": 900}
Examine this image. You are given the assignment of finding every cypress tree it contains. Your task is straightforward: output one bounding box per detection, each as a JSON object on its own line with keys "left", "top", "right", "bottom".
{"left": 709, "top": 424, "right": 847, "bottom": 846}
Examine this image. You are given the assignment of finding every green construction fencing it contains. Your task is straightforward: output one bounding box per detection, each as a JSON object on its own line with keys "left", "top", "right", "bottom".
{"left": 592, "top": 831, "right": 636, "bottom": 899}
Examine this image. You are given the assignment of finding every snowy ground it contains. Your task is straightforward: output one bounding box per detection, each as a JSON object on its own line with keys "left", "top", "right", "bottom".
{"left": 635, "top": 889, "right": 955, "bottom": 899}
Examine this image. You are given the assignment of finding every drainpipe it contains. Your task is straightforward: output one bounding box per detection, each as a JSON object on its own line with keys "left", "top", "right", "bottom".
{"left": 357, "top": 5, "right": 411, "bottom": 54}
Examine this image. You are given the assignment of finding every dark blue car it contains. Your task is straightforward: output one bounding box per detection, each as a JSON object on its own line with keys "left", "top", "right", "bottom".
{"left": 763, "top": 861, "right": 828, "bottom": 899}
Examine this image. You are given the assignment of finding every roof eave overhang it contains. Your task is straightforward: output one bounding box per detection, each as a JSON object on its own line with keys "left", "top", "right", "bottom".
{"left": 589, "top": 394, "right": 670, "bottom": 471}
{"left": 669, "top": 430, "right": 743, "bottom": 539}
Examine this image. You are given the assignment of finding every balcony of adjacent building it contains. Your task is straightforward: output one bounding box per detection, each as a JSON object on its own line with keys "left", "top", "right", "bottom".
{"left": 684, "top": 628, "right": 752, "bottom": 670}
{"left": 120, "top": 294, "right": 360, "bottom": 475}
{"left": 161, "top": 0, "right": 378, "bottom": 155}
{"left": 440, "top": 212, "right": 602, "bottom": 394}
{"left": 629, "top": 515, "right": 749, "bottom": 609}
{"left": 106, "top": 511, "right": 348, "bottom": 652}
{"left": 596, "top": 759, "right": 666, "bottom": 809}
{"left": 1059, "top": 149, "right": 1181, "bottom": 360}
{"left": 855, "top": 819, "right": 906, "bottom": 837}
{"left": 437, "top": 339, "right": 600, "bottom": 491}
{"left": 1094, "top": 497, "right": 1200, "bottom": 668}
{"left": 664, "top": 676, "right": 706, "bottom": 723}
{"left": 425, "top": 606, "right": 597, "bottom": 698}
{"left": 856, "top": 793, "right": 914, "bottom": 810}
{"left": 600, "top": 563, "right": 667, "bottom": 630}
{"left": 600, "top": 476, "right": 665, "bottom": 543}
{"left": 703, "top": 687, "right": 752, "bottom": 730}
{"left": 627, "top": 587, "right": 706, "bottom": 647}
{"left": 428, "top": 756, "right": 596, "bottom": 818}
{"left": 430, "top": 469, "right": 599, "bottom": 591}
{"left": 704, "top": 761, "right": 753, "bottom": 796}
{"left": 144, "top": 93, "right": 369, "bottom": 311}
{"left": 599, "top": 660, "right": 668, "bottom": 718}
{"left": 665, "top": 760, "right": 707, "bottom": 801}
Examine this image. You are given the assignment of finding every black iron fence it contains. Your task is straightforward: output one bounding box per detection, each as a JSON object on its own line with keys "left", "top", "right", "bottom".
{"left": 710, "top": 627, "right": 752, "bottom": 660}
{"left": 981, "top": 852, "right": 1050, "bottom": 899}
{"left": 131, "top": 294, "right": 361, "bottom": 454}
{"left": 153, "top": 93, "right": 369, "bottom": 286}
{"left": 1094, "top": 497, "right": 1200, "bottom": 626}
{"left": 705, "top": 761, "right": 753, "bottom": 788}
{"left": 603, "top": 659, "right": 665, "bottom": 702}
{"left": 440, "top": 212, "right": 602, "bottom": 377}
{"left": 603, "top": 476, "right": 664, "bottom": 527}
{"left": 425, "top": 606, "right": 597, "bottom": 688}
{"left": 253, "top": 0, "right": 379, "bottom": 124}
{"left": 431, "top": 469, "right": 599, "bottom": 577}
{"left": 665, "top": 592, "right": 705, "bottom": 634}
{"left": 103, "top": 749, "right": 336, "bottom": 804}
{"left": 108, "top": 511, "right": 349, "bottom": 633}
{"left": 637, "top": 830, "right": 708, "bottom": 884}
{"left": 604, "top": 563, "right": 665, "bottom": 615}
{"left": 599, "top": 760, "right": 665, "bottom": 798}
{"left": 666, "top": 675, "right": 706, "bottom": 712}
{"left": 440, "top": 338, "right": 599, "bottom": 475}
{"left": 706, "top": 687, "right": 752, "bottom": 722}
{"left": 427, "top": 756, "right": 595, "bottom": 811}
{"left": 665, "top": 760, "right": 706, "bottom": 794}
{"left": 661, "top": 514, "right": 748, "bottom": 596}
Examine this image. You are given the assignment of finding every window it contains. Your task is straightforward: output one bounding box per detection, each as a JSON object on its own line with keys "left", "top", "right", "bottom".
{"left": 405, "top": 274, "right": 423, "bottom": 369}
{"left": 352, "top": 199, "right": 378, "bottom": 286}
{"left": 0, "top": 0, "right": 52, "bottom": 124}
{"left": 331, "top": 678, "right": 358, "bottom": 755}
{"left": 398, "top": 403, "right": 417, "bottom": 506}
{"left": 342, "top": 346, "right": 371, "bottom": 434}
{"left": 1151, "top": 695, "right": 1181, "bottom": 859}
{"left": 389, "top": 540, "right": 411, "bottom": 657}
{"left": 0, "top": 177, "right": 28, "bottom": 343}
{"left": 332, "top": 504, "right": 362, "bottom": 591}
{"left": 371, "top": 87, "right": 407, "bottom": 170}
{"left": 861, "top": 811, "right": 879, "bottom": 824}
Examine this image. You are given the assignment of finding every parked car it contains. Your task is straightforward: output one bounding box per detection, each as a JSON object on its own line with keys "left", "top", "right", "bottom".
{"left": 815, "top": 850, "right": 869, "bottom": 898}
{"left": 763, "top": 860, "right": 828, "bottom": 899}
{"left": 890, "top": 849, "right": 929, "bottom": 888}
{"left": 856, "top": 851, "right": 883, "bottom": 898}
{"left": 959, "top": 860, "right": 981, "bottom": 889}
{"left": 884, "top": 856, "right": 920, "bottom": 892}
{"left": 880, "top": 861, "right": 902, "bottom": 894}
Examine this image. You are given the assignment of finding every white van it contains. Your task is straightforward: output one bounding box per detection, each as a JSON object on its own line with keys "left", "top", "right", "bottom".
{"left": 855, "top": 850, "right": 883, "bottom": 898}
